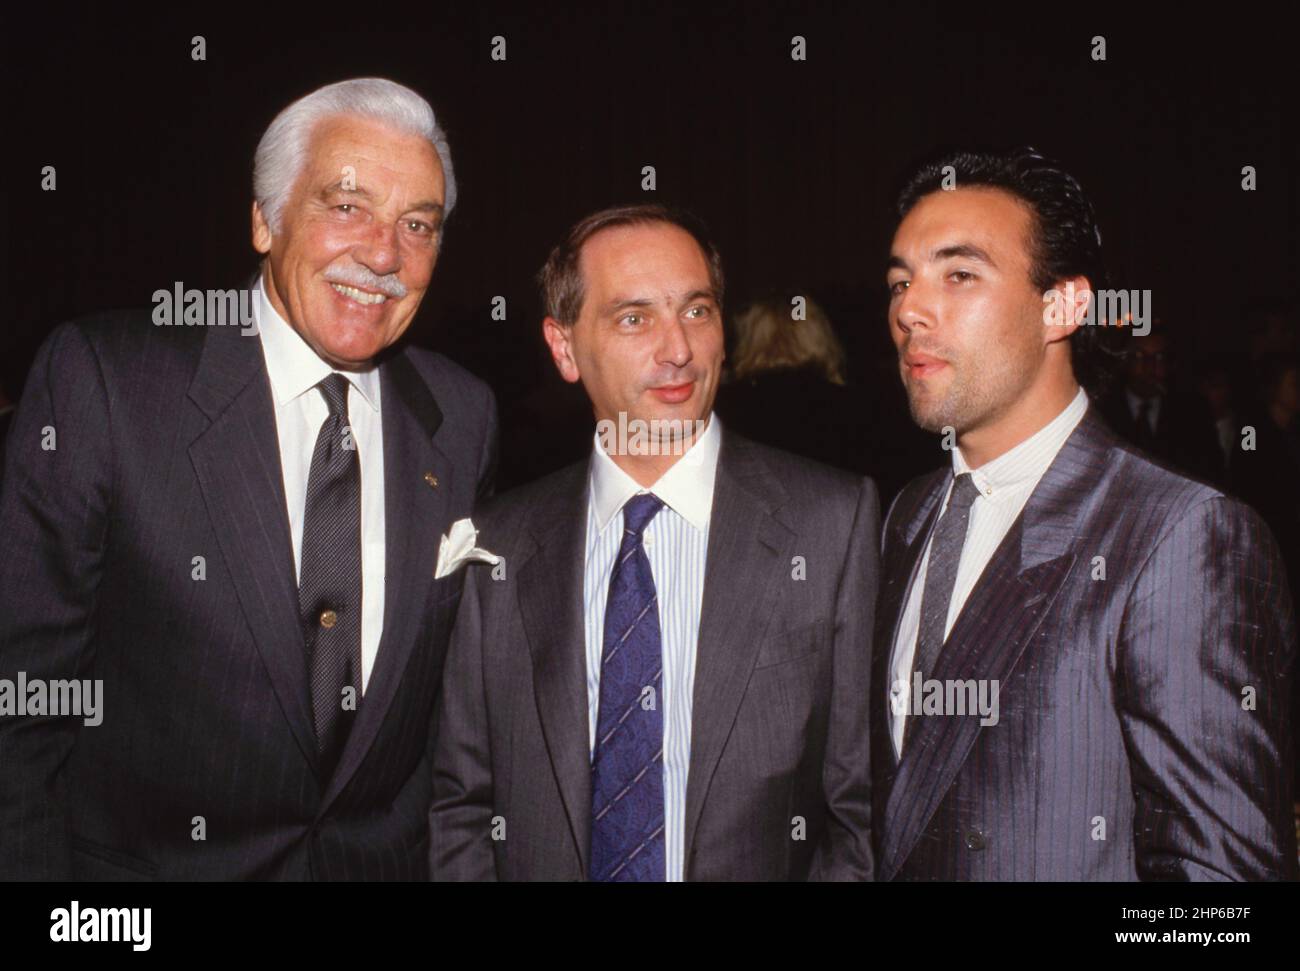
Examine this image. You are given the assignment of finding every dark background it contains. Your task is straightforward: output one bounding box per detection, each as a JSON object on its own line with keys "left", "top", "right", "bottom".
{"left": 5, "top": 1, "right": 1296, "bottom": 495}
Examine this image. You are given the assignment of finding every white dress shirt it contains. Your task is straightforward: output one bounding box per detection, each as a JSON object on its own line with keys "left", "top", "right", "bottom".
{"left": 583, "top": 412, "right": 721, "bottom": 882}
{"left": 254, "top": 278, "right": 386, "bottom": 694}
{"left": 888, "top": 387, "right": 1089, "bottom": 756}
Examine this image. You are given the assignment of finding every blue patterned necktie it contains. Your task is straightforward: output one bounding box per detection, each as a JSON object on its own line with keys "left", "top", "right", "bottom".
{"left": 590, "top": 492, "right": 666, "bottom": 882}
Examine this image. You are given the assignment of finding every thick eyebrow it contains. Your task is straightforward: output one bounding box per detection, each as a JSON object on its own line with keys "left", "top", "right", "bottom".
{"left": 407, "top": 200, "right": 446, "bottom": 217}
{"left": 601, "top": 297, "right": 656, "bottom": 315}
{"left": 932, "top": 243, "right": 996, "bottom": 266}
{"left": 679, "top": 288, "right": 718, "bottom": 307}
{"left": 319, "top": 181, "right": 445, "bottom": 218}
{"left": 320, "top": 180, "right": 374, "bottom": 201}
{"left": 601, "top": 289, "right": 718, "bottom": 316}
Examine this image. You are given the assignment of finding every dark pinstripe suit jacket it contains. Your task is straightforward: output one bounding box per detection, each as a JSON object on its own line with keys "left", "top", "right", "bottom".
{"left": 871, "top": 407, "right": 1298, "bottom": 881}
{"left": 429, "top": 431, "right": 879, "bottom": 880}
{"left": 0, "top": 308, "right": 497, "bottom": 880}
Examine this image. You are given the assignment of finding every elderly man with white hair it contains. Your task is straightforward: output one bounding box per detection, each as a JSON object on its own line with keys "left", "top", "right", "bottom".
{"left": 0, "top": 78, "right": 497, "bottom": 880}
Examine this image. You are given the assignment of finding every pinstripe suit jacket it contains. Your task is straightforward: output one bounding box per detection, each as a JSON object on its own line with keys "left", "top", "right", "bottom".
{"left": 871, "top": 408, "right": 1298, "bottom": 881}
{"left": 0, "top": 308, "right": 497, "bottom": 880}
{"left": 429, "top": 431, "right": 879, "bottom": 880}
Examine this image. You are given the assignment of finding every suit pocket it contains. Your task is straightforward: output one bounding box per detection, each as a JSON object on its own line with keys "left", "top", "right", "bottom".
{"left": 70, "top": 835, "right": 160, "bottom": 879}
{"left": 753, "top": 619, "right": 828, "bottom": 670}
{"left": 430, "top": 571, "right": 466, "bottom": 606}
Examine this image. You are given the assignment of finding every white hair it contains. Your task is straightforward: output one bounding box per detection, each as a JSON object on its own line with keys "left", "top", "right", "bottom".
{"left": 253, "top": 77, "right": 457, "bottom": 235}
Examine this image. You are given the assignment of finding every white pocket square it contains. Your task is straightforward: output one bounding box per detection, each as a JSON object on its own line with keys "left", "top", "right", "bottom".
{"left": 435, "top": 517, "right": 502, "bottom": 579}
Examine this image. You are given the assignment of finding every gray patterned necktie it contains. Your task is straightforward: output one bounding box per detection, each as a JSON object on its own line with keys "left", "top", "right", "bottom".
{"left": 298, "top": 373, "right": 363, "bottom": 777}
{"left": 906, "top": 472, "right": 981, "bottom": 745}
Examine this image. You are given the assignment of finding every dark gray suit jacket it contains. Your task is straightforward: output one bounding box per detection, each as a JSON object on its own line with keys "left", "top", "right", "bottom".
{"left": 0, "top": 308, "right": 497, "bottom": 880}
{"left": 871, "top": 408, "right": 1298, "bottom": 881}
{"left": 429, "top": 430, "right": 879, "bottom": 880}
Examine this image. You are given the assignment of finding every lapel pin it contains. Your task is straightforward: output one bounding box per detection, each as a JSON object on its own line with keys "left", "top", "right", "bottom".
{"left": 424, "top": 471, "right": 439, "bottom": 488}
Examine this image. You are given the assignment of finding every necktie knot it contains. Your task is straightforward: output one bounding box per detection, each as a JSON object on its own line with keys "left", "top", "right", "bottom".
{"left": 317, "top": 373, "right": 351, "bottom": 419}
{"left": 947, "top": 472, "right": 981, "bottom": 513}
{"left": 622, "top": 493, "right": 664, "bottom": 537}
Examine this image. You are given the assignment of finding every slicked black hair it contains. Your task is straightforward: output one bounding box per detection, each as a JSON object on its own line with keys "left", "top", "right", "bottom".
{"left": 895, "top": 146, "right": 1121, "bottom": 392}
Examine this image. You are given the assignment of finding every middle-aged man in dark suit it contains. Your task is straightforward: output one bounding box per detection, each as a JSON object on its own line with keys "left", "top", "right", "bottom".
{"left": 0, "top": 78, "right": 497, "bottom": 880}
{"left": 873, "top": 147, "right": 1297, "bottom": 881}
{"left": 430, "top": 204, "right": 878, "bottom": 881}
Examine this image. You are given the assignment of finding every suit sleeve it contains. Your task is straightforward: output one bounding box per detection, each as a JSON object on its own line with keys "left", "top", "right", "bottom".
{"left": 0, "top": 323, "right": 114, "bottom": 880}
{"left": 1117, "top": 495, "right": 1298, "bottom": 881}
{"left": 429, "top": 564, "right": 499, "bottom": 880}
{"left": 810, "top": 476, "right": 880, "bottom": 881}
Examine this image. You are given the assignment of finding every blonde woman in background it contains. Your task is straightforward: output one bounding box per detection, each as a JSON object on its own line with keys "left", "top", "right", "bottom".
{"left": 716, "top": 293, "right": 873, "bottom": 476}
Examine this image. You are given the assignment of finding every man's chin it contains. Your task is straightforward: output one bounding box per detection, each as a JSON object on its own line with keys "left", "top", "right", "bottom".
{"left": 311, "top": 334, "right": 391, "bottom": 370}
{"left": 906, "top": 394, "right": 954, "bottom": 434}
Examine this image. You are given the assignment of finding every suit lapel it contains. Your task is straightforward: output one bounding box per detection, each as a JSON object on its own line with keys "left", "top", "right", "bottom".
{"left": 187, "top": 321, "right": 318, "bottom": 767}
{"left": 878, "top": 409, "right": 1116, "bottom": 880}
{"left": 682, "top": 434, "right": 794, "bottom": 873}
{"left": 321, "top": 350, "right": 447, "bottom": 809}
{"left": 870, "top": 473, "right": 946, "bottom": 805}
{"left": 517, "top": 460, "right": 593, "bottom": 875}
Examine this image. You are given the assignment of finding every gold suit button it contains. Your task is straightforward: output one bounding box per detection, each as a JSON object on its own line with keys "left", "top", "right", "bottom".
{"left": 424, "top": 471, "right": 439, "bottom": 488}
{"left": 319, "top": 609, "right": 338, "bottom": 629}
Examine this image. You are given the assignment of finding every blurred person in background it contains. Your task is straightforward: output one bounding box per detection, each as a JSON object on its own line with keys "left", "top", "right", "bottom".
{"left": 1235, "top": 354, "right": 1300, "bottom": 597}
{"left": 715, "top": 293, "right": 870, "bottom": 475}
{"left": 1098, "top": 319, "right": 1222, "bottom": 483}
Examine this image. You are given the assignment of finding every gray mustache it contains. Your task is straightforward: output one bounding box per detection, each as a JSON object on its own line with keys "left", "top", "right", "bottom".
{"left": 325, "top": 266, "right": 408, "bottom": 299}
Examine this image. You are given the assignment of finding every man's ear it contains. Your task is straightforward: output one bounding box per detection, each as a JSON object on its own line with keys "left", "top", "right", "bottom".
{"left": 1041, "top": 274, "right": 1092, "bottom": 346}
{"left": 542, "top": 316, "right": 582, "bottom": 384}
{"left": 252, "top": 201, "right": 273, "bottom": 255}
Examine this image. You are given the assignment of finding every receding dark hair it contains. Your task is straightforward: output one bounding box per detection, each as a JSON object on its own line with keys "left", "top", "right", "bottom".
{"left": 538, "top": 203, "right": 725, "bottom": 325}
{"left": 895, "top": 146, "right": 1120, "bottom": 391}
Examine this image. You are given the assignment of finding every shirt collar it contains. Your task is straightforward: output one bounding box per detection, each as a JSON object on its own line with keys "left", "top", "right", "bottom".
{"left": 589, "top": 411, "right": 722, "bottom": 534}
{"left": 952, "top": 386, "right": 1089, "bottom": 498}
{"left": 255, "top": 275, "right": 381, "bottom": 413}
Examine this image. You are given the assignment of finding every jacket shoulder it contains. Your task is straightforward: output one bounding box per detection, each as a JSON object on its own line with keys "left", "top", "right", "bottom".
{"left": 471, "top": 458, "right": 587, "bottom": 539}
{"left": 1102, "top": 437, "right": 1264, "bottom": 543}
{"left": 401, "top": 346, "right": 492, "bottom": 402}
{"left": 727, "top": 431, "right": 875, "bottom": 504}
{"left": 33, "top": 308, "right": 207, "bottom": 396}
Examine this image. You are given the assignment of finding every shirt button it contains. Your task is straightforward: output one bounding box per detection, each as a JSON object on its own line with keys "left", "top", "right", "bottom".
{"left": 319, "top": 609, "right": 338, "bottom": 629}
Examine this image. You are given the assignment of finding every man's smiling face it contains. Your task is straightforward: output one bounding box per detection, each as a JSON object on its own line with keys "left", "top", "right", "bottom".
{"left": 253, "top": 114, "right": 446, "bottom": 369}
